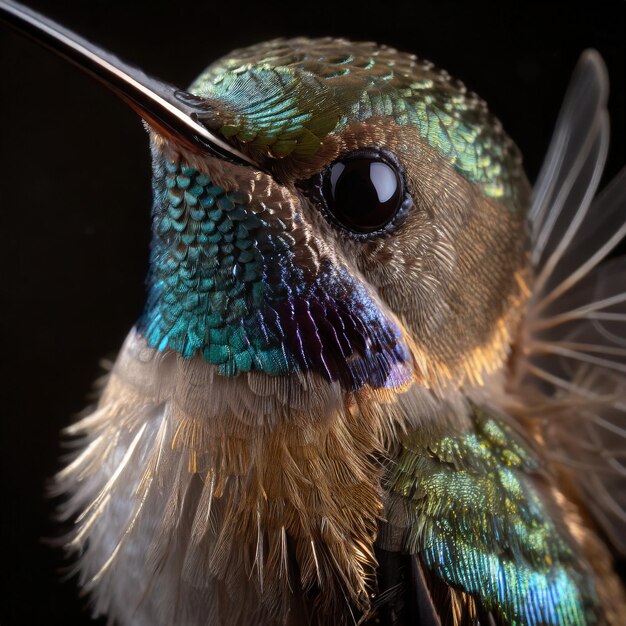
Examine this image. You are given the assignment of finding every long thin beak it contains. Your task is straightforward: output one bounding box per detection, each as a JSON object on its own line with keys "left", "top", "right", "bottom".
{"left": 0, "top": 0, "right": 258, "bottom": 168}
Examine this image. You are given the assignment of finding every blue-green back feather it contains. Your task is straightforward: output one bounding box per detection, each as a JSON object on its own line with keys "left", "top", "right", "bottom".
{"left": 382, "top": 410, "right": 599, "bottom": 626}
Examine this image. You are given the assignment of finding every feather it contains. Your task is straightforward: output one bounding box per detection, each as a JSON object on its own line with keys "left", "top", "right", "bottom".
{"left": 381, "top": 409, "right": 600, "bottom": 626}
{"left": 56, "top": 329, "right": 397, "bottom": 625}
{"left": 513, "top": 50, "right": 626, "bottom": 558}
{"left": 529, "top": 50, "right": 609, "bottom": 273}
{"left": 366, "top": 549, "right": 443, "bottom": 626}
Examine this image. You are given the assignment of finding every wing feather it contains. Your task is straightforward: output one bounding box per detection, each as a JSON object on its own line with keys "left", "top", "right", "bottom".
{"left": 514, "top": 50, "right": 626, "bottom": 554}
{"left": 529, "top": 50, "right": 609, "bottom": 266}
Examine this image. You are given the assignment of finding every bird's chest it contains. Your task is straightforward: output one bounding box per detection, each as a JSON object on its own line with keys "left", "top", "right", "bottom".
{"left": 58, "top": 330, "right": 388, "bottom": 625}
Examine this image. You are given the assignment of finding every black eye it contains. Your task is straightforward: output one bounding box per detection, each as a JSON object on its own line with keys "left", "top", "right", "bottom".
{"left": 320, "top": 149, "right": 409, "bottom": 237}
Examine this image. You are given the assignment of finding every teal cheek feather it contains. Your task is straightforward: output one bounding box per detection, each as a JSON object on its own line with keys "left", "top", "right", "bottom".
{"left": 137, "top": 156, "right": 413, "bottom": 389}
{"left": 139, "top": 157, "right": 291, "bottom": 377}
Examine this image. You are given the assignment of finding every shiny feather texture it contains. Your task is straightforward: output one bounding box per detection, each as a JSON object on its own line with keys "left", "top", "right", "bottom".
{"left": 52, "top": 40, "right": 626, "bottom": 626}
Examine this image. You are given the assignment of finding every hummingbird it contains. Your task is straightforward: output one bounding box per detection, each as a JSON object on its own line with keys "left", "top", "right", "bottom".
{"left": 1, "top": 2, "right": 625, "bottom": 625}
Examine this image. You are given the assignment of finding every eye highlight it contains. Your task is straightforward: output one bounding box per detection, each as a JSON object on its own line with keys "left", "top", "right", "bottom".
{"left": 316, "top": 149, "right": 411, "bottom": 238}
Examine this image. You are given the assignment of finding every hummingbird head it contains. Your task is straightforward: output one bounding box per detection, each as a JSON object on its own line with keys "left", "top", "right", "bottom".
{"left": 142, "top": 38, "right": 531, "bottom": 392}
{"left": 2, "top": 1, "right": 530, "bottom": 393}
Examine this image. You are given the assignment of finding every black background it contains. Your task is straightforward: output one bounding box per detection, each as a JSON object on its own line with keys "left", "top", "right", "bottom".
{"left": 0, "top": 1, "right": 624, "bottom": 624}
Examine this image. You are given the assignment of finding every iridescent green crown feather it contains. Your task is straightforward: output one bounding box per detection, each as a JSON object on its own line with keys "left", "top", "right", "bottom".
{"left": 189, "top": 38, "right": 526, "bottom": 210}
